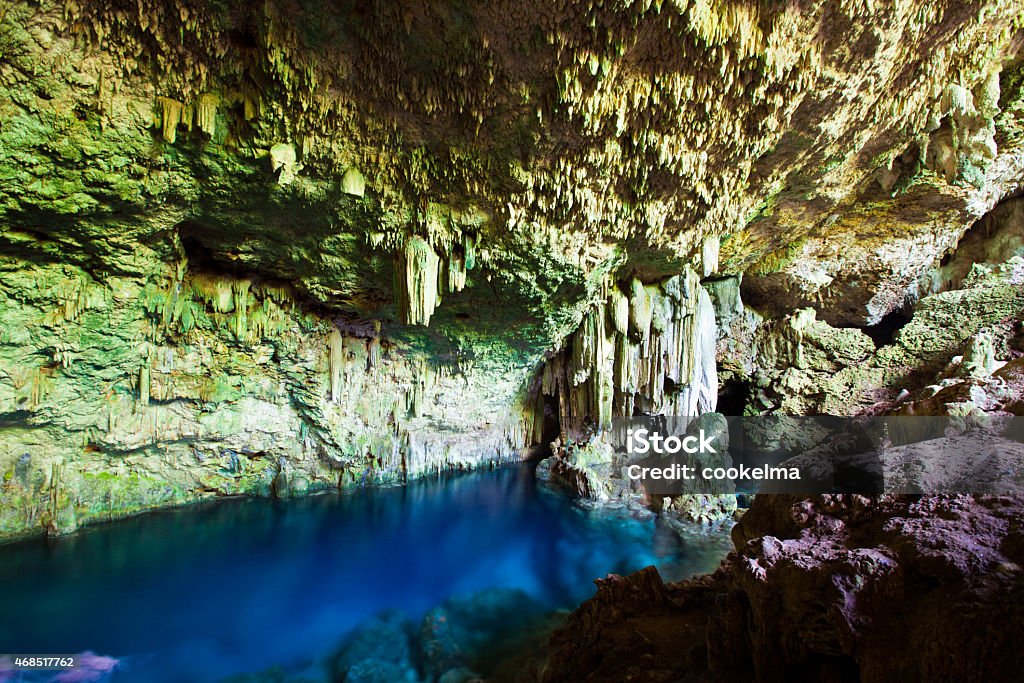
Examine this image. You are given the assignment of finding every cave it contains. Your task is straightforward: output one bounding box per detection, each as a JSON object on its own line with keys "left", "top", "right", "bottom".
{"left": 535, "top": 393, "right": 562, "bottom": 458}
{"left": 1, "top": 1, "right": 1024, "bottom": 682}
{"left": 717, "top": 378, "right": 751, "bottom": 417}
{"left": 862, "top": 306, "right": 913, "bottom": 347}
{"left": 180, "top": 229, "right": 227, "bottom": 274}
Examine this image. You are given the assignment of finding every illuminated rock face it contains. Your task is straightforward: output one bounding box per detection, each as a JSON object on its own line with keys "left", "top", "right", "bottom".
{"left": 2, "top": 0, "right": 1024, "bottom": 538}
{"left": 542, "top": 268, "right": 718, "bottom": 431}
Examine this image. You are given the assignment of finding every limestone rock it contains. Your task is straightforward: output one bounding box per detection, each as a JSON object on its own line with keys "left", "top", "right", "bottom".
{"left": 269, "top": 143, "right": 298, "bottom": 185}
{"left": 3, "top": 0, "right": 1024, "bottom": 542}
{"left": 342, "top": 168, "right": 366, "bottom": 197}
{"left": 542, "top": 494, "right": 1024, "bottom": 682}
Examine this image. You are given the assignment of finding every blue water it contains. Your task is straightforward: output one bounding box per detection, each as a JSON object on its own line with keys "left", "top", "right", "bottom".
{"left": 0, "top": 464, "right": 732, "bottom": 682}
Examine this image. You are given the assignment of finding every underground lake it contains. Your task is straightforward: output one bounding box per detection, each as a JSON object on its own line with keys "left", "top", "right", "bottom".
{"left": 5, "top": 0, "right": 1024, "bottom": 679}
{"left": 0, "top": 464, "right": 733, "bottom": 682}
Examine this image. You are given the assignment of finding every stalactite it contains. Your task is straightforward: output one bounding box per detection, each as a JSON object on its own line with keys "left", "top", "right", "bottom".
{"left": 406, "top": 358, "right": 431, "bottom": 418}
{"left": 701, "top": 235, "right": 720, "bottom": 277}
{"left": 543, "top": 266, "right": 719, "bottom": 431}
{"left": 678, "top": 287, "right": 719, "bottom": 417}
{"left": 139, "top": 365, "right": 150, "bottom": 405}
{"left": 609, "top": 287, "right": 629, "bottom": 335}
{"left": 191, "top": 274, "right": 234, "bottom": 312}
{"left": 463, "top": 233, "right": 477, "bottom": 271}
{"left": 342, "top": 168, "right": 366, "bottom": 196}
{"left": 329, "top": 328, "right": 344, "bottom": 402}
{"left": 394, "top": 236, "right": 441, "bottom": 326}
{"left": 157, "top": 97, "right": 184, "bottom": 144}
{"left": 446, "top": 252, "right": 467, "bottom": 292}
{"left": 231, "top": 280, "right": 251, "bottom": 339}
{"left": 628, "top": 277, "right": 653, "bottom": 343}
{"left": 49, "top": 463, "right": 62, "bottom": 519}
{"left": 194, "top": 93, "right": 218, "bottom": 136}
{"left": 367, "top": 321, "right": 382, "bottom": 369}
{"left": 530, "top": 390, "right": 546, "bottom": 446}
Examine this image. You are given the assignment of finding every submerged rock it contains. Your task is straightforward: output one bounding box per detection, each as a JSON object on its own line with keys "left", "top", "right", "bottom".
{"left": 331, "top": 610, "right": 419, "bottom": 682}
{"left": 419, "top": 589, "right": 556, "bottom": 681}
{"left": 321, "top": 590, "right": 562, "bottom": 683}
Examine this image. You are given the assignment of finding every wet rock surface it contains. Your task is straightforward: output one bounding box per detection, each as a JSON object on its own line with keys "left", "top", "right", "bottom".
{"left": 2, "top": 1, "right": 1024, "bottom": 681}
{"left": 541, "top": 493, "right": 1024, "bottom": 683}
{"left": 536, "top": 415, "right": 738, "bottom": 526}
{"left": 227, "top": 588, "right": 565, "bottom": 683}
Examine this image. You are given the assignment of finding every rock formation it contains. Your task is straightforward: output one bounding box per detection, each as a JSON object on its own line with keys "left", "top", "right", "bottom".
{"left": 3, "top": 0, "right": 1024, "bottom": 680}
{"left": 541, "top": 492, "right": 1024, "bottom": 682}
{"left": 0, "top": 0, "right": 1023, "bottom": 610}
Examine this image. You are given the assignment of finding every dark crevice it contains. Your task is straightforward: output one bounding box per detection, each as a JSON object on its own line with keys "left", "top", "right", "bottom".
{"left": 861, "top": 307, "right": 913, "bottom": 348}
{"left": 179, "top": 223, "right": 254, "bottom": 280}
{"left": 175, "top": 221, "right": 378, "bottom": 328}
{"left": 534, "top": 393, "right": 561, "bottom": 458}
{"left": 717, "top": 378, "right": 751, "bottom": 417}
{"left": 794, "top": 654, "right": 861, "bottom": 683}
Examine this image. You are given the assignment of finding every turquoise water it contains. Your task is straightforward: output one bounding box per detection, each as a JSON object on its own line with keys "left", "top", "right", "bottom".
{"left": 0, "top": 464, "right": 732, "bottom": 681}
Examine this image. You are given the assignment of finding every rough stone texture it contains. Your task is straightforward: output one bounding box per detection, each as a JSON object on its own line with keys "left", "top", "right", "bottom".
{"left": 0, "top": 255, "right": 543, "bottom": 538}
{"left": 723, "top": 255, "right": 1024, "bottom": 416}
{"left": 537, "top": 412, "right": 738, "bottom": 524}
{"left": 1, "top": 2, "right": 1024, "bottom": 679}
{"left": 4, "top": 0, "right": 1024, "bottom": 540}
{"left": 741, "top": 100, "right": 1024, "bottom": 328}
{"left": 541, "top": 494, "right": 1024, "bottom": 683}
{"left": 543, "top": 566, "right": 720, "bottom": 683}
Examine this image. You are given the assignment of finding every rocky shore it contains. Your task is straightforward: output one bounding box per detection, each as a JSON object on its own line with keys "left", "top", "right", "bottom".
{"left": 542, "top": 492, "right": 1024, "bottom": 682}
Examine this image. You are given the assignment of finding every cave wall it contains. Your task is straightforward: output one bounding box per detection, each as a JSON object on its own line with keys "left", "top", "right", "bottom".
{"left": 4, "top": 0, "right": 1024, "bottom": 538}
{"left": 0, "top": 249, "right": 546, "bottom": 537}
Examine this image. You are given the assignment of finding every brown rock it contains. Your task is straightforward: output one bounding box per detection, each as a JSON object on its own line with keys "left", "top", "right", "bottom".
{"left": 541, "top": 495, "right": 1024, "bottom": 682}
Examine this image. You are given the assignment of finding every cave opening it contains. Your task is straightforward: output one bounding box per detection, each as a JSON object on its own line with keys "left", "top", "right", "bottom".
{"left": 862, "top": 307, "right": 913, "bottom": 348}
{"left": 717, "top": 378, "right": 751, "bottom": 417}
{"left": 179, "top": 223, "right": 295, "bottom": 294}
{"left": 535, "top": 393, "right": 562, "bottom": 458}
{"left": 178, "top": 223, "right": 246, "bottom": 277}
{"left": 181, "top": 234, "right": 219, "bottom": 271}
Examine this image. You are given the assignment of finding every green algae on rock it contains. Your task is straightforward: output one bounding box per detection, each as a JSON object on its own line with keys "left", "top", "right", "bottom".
{"left": 4, "top": 0, "right": 1024, "bottom": 538}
